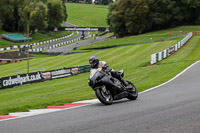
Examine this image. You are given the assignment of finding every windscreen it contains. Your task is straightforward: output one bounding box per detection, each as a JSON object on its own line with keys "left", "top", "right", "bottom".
{"left": 89, "top": 68, "right": 102, "bottom": 79}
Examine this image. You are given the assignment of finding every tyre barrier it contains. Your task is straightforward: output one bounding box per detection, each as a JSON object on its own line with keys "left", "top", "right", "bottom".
{"left": 30, "top": 34, "right": 96, "bottom": 52}
{"left": 151, "top": 32, "right": 193, "bottom": 64}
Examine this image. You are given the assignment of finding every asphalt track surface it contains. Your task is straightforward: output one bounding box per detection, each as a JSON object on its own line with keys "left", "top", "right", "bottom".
{"left": 48, "top": 35, "right": 109, "bottom": 52}
{"left": 32, "top": 31, "right": 88, "bottom": 50}
{"left": 32, "top": 22, "right": 110, "bottom": 52}
{"left": 0, "top": 61, "right": 200, "bottom": 133}
{"left": 48, "top": 22, "right": 109, "bottom": 52}
{"left": 32, "top": 22, "right": 89, "bottom": 50}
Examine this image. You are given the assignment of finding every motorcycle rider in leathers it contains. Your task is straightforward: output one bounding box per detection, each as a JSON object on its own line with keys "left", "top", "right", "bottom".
{"left": 89, "top": 56, "right": 130, "bottom": 91}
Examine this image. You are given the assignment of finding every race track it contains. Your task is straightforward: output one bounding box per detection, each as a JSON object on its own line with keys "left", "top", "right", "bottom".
{"left": 0, "top": 61, "right": 200, "bottom": 133}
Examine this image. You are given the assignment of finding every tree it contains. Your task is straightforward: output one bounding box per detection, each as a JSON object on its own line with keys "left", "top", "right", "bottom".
{"left": 86, "top": 0, "right": 92, "bottom": 4}
{"left": 0, "top": 20, "right": 2, "bottom": 31}
{"left": 18, "top": 0, "right": 36, "bottom": 33}
{"left": 107, "top": 0, "right": 152, "bottom": 37}
{"left": 29, "top": 2, "right": 48, "bottom": 31}
{"left": 0, "top": 0, "right": 67, "bottom": 32}
{"left": 62, "top": 0, "right": 68, "bottom": 22}
{"left": 107, "top": 0, "right": 200, "bottom": 37}
{"left": 124, "top": 0, "right": 152, "bottom": 35}
{"left": 47, "top": 0, "right": 67, "bottom": 27}
{"left": 107, "top": 0, "right": 128, "bottom": 37}
{"left": 149, "top": 0, "right": 173, "bottom": 30}
{"left": 0, "top": 0, "right": 16, "bottom": 31}
{"left": 185, "top": 0, "right": 200, "bottom": 24}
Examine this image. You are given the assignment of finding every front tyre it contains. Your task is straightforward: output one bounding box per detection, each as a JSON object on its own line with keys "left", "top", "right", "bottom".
{"left": 126, "top": 81, "right": 138, "bottom": 100}
{"left": 95, "top": 87, "right": 113, "bottom": 105}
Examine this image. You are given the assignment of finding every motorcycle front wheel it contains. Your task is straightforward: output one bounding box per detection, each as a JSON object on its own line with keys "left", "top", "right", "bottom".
{"left": 126, "top": 81, "right": 138, "bottom": 100}
{"left": 95, "top": 87, "right": 113, "bottom": 105}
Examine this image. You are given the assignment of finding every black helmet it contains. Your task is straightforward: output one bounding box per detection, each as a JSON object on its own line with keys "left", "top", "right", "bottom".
{"left": 89, "top": 56, "right": 99, "bottom": 68}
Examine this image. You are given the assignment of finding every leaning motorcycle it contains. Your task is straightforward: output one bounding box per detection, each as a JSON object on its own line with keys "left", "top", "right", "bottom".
{"left": 88, "top": 69, "right": 138, "bottom": 105}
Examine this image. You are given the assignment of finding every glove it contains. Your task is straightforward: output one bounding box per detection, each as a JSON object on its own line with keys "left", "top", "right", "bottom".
{"left": 103, "top": 65, "right": 112, "bottom": 72}
{"left": 111, "top": 71, "right": 121, "bottom": 79}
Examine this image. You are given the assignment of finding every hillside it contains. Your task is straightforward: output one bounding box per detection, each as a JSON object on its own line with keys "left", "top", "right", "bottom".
{"left": 1, "top": 2, "right": 200, "bottom": 116}
{"left": 65, "top": 3, "right": 108, "bottom": 27}
{"left": 0, "top": 26, "right": 200, "bottom": 115}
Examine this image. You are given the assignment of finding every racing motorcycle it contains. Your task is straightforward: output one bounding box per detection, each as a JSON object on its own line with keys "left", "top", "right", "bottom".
{"left": 88, "top": 69, "right": 138, "bottom": 105}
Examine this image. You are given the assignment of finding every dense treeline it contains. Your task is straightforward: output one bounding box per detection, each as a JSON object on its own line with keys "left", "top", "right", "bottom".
{"left": 0, "top": 0, "right": 67, "bottom": 32}
{"left": 107, "top": 0, "right": 200, "bottom": 37}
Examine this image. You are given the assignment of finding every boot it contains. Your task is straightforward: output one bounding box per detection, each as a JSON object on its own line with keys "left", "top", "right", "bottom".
{"left": 111, "top": 71, "right": 131, "bottom": 91}
{"left": 120, "top": 79, "right": 132, "bottom": 91}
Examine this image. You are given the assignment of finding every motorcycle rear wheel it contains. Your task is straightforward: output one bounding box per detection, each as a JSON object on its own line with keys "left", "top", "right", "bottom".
{"left": 126, "top": 81, "right": 138, "bottom": 100}
{"left": 95, "top": 87, "right": 113, "bottom": 105}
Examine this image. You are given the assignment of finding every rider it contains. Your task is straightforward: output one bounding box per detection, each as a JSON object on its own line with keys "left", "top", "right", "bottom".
{"left": 89, "top": 56, "right": 130, "bottom": 90}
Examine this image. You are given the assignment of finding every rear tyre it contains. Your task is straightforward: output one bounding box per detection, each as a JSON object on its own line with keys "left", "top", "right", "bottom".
{"left": 126, "top": 81, "right": 138, "bottom": 100}
{"left": 95, "top": 87, "right": 113, "bottom": 105}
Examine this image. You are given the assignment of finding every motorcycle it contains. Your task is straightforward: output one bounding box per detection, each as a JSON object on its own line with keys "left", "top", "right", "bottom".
{"left": 88, "top": 69, "right": 138, "bottom": 105}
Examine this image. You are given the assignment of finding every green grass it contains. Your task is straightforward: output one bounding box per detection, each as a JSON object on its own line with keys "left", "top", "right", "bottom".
{"left": 66, "top": 3, "right": 108, "bottom": 27}
{"left": 77, "top": 34, "right": 182, "bottom": 50}
{"left": 148, "top": 25, "right": 200, "bottom": 35}
{"left": 0, "top": 75, "right": 93, "bottom": 115}
{"left": 30, "top": 54, "right": 57, "bottom": 58}
{"left": 0, "top": 37, "right": 183, "bottom": 77}
{"left": 0, "top": 26, "right": 200, "bottom": 115}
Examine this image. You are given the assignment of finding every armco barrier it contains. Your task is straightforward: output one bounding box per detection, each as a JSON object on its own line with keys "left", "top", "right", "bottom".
{"left": 0, "top": 65, "right": 91, "bottom": 89}
{"left": 151, "top": 32, "right": 193, "bottom": 64}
